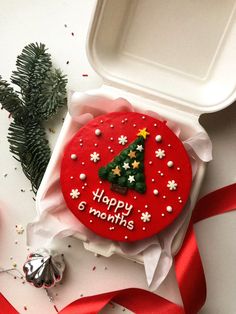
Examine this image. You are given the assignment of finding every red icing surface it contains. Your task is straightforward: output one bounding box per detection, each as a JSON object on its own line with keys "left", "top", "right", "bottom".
{"left": 60, "top": 112, "right": 192, "bottom": 242}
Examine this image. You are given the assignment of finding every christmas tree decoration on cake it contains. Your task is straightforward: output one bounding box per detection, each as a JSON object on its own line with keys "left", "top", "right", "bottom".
{"left": 99, "top": 128, "right": 149, "bottom": 195}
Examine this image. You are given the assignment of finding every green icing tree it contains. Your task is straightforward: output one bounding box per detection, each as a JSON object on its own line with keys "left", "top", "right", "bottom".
{"left": 99, "top": 128, "right": 149, "bottom": 194}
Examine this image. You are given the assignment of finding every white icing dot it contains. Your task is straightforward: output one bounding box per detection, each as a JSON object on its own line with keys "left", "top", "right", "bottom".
{"left": 80, "top": 143, "right": 83, "bottom": 146}
{"left": 70, "top": 176, "right": 74, "bottom": 179}
{"left": 110, "top": 124, "right": 114, "bottom": 128}
{"left": 138, "top": 209, "right": 141, "bottom": 213}
{"left": 81, "top": 162, "right": 85, "bottom": 165}
{"left": 177, "top": 167, "right": 181, "bottom": 171}
{"left": 166, "top": 206, "right": 173, "bottom": 213}
{"left": 134, "top": 196, "right": 137, "bottom": 199}
{"left": 108, "top": 146, "right": 111, "bottom": 149}
{"left": 163, "top": 195, "right": 166, "bottom": 199}
{"left": 94, "top": 143, "right": 98, "bottom": 147}
{"left": 100, "top": 120, "right": 103, "bottom": 124}
{"left": 79, "top": 173, "right": 86, "bottom": 180}
{"left": 90, "top": 220, "right": 93, "bottom": 223}
{"left": 84, "top": 183, "right": 87, "bottom": 186}
{"left": 154, "top": 123, "right": 157, "bottom": 127}
{"left": 121, "top": 120, "right": 125, "bottom": 124}
{"left": 161, "top": 213, "right": 165, "bottom": 217}
{"left": 155, "top": 135, "right": 162, "bottom": 142}
{"left": 110, "top": 137, "right": 114, "bottom": 141}
{"left": 142, "top": 116, "right": 145, "bottom": 119}
{"left": 158, "top": 170, "right": 161, "bottom": 174}
{"left": 124, "top": 118, "right": 128, "bottom": 122}
{"left": 133, "top": 124, "right": 136, "bottom": 127}
{"left": 95, "top": 129, "right": 102, "bottom": 136}
{"left": 110, "top": 149, "right": 114, "bottom": 153}
{"left": 79, "top": 139, "right": 83, "bottom": 142}
{"left": 124, "top": 236, "right": 128, "bottom": 240}
{"left": 178, "top": 196, "right": 181, "bottom": 199}
{"left": 167, "top": 161, "right": 174, "bottom": 168}
{"left": 149, "top": 161, "right": 153, "bottom": 165}
{"left": 71, "top": 154, "right": 77, "bottom": 160}
{"left": 99, "top": 181, "right": 102, "bottom": 184}
{"left": 82, "top": 186, "right": 85, "bottom": 189}
{"left": 152, "top": 179, "right": 155, "bottom": 182}
{"left": 179, "top": 200, "right": 183, "bottom": 203}
{"left": 153, "top": 189, "right": 159, "bottom": 195}
{"left": 168, "top": 144, "right": 171, "bottom": 147}
{"left": 160, "top": 173, "right": 164, "bottom": 176}
{"left": 142, "top": 227, "right": 146, "bottom": 231}
{"left": 145, "top": 205, "right": 148, "bottom": 208}
{"left": 109, "top": 227, "right": 115, "bottom": 230}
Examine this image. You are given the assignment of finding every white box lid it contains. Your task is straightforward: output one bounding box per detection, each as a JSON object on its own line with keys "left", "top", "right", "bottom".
{"left": 87, "top": 0, "right": 236, "bottom": 115}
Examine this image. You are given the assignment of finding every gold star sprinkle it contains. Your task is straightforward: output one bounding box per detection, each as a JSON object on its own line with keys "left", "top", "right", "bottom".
{"left": 112, "top": 166, "right": 121, "bottom": 176}
{"left": 128, "top": 150, "right": 136, "bottom": 159}
{"left": 132, "top": 160, "right": 140, "bottom": 169}
{"left": 137, "top": 128, "right": 150, "bottom": 139}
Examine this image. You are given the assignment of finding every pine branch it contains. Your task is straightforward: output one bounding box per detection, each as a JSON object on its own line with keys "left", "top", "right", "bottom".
{"left": 0, "top": 42, "right": 67, "bottom": 192}
{"left": 0, "top": 77, "right": 25, "bottom": 120}
{"left": 33, "top": 68, "right": 67, "bottom": 120}
{"left": 11, "top": 43, "right": 52, "bottom": 114}
{"left": 8, "top": 120, "right": 51, "bottom": 192}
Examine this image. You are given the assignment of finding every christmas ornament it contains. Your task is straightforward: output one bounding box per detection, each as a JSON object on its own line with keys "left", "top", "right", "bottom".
{"left": 23, "top": 249, "right": 65, "bottom": 288}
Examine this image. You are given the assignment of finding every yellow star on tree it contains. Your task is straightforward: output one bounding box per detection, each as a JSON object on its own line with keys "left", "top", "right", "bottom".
{"left": 132, "top": 160, "right": 140, "bottom": 169}
{"left": 137, "top": 128, "right": 150, "bottom": 139}
{"left": 112, "top": 166, "right": 121, "bottom": 176}
{"left": 128, "top": 150, "right": 136, "bottom": 159}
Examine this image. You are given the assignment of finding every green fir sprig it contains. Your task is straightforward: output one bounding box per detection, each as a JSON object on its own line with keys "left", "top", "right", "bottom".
{"left": 0, "top": 43, "right": 67, "bottom": 192}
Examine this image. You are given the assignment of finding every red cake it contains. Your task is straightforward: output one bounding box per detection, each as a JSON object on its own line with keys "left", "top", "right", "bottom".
{"left": 60, "top": 112, "right": 192, "bottom": 242}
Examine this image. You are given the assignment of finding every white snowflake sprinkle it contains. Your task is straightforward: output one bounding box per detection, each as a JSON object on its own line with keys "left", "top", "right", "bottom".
{"left": 128, "top": 175, "right": 135, "bottom": 183}
{"left": 90, "top": 152, "right": 100, "bottom": 162}
{"left": 167, "top": 180, "right": 178, "bottom": 190}
{"left": 136, "top": 144, "right": 143, "bottom": 152}
{"left": 70, "top": 189, "right": 80, "bottom": 199}
{"left": 155, "top": 149, "right": 165, "bottom": 159}
{"left": 118, "top": 135, "right": 128, "bottom": 145}
{"left": 141, "top": 212, "right": 151, "bottom": 222}
{"left": 123, "top": 162, "right": 130, "bottom": 170}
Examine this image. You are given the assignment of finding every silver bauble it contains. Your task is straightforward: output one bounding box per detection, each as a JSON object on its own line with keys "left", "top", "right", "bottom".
{"left": 23, "top": 249, "right": 65, "bottom": 288}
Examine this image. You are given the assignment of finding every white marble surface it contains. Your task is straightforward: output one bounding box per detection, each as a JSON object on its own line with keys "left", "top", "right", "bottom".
{"left": 0, "top": 1, "right": 236, "bottom": 313}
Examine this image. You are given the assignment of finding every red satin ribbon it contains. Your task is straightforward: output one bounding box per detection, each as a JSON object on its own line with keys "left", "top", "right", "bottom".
{"left": 0, "top": 293, "right": 18, "bottom": 314}
{"left": 2, "top": 184, "right": 236, "bottom": 314}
